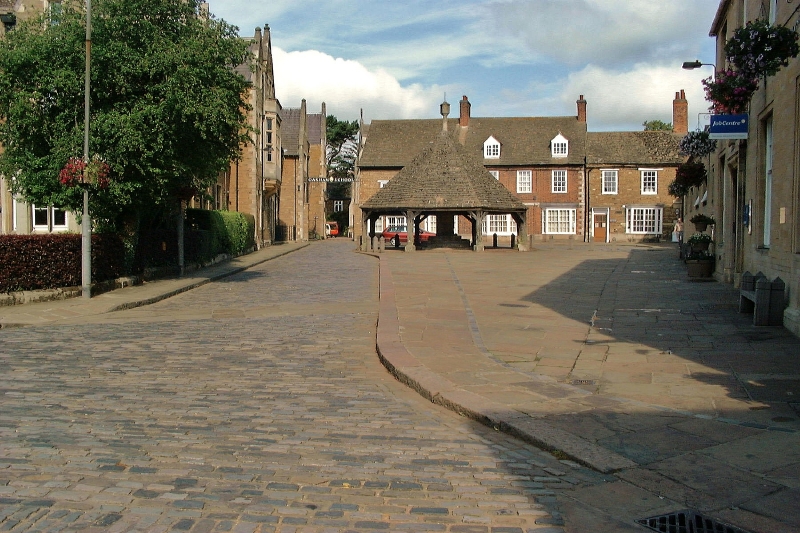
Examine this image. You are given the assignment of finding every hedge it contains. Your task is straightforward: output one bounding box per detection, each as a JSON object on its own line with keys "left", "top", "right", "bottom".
{"left": 186, "top": 209, "right": 255, "bottom": 258}
{"left": 0, "top": 234, "right": 125, "bottom": 293}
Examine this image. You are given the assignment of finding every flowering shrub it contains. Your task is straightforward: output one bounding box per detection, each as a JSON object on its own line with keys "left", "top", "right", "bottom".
{"left": 702, "top": 70, "right": 759, "bottom": 114}
{"left": 679, "top": 130, "right": 717, "bottom": 158}
{"left": 725, "top": 20, "right": 800, "bottom": 78}
{"left": 59, "top": 156, "right": 111, "bottom": 189}
{"left": 668, "top": 180, "right": 689, "bottom": 198}
{"left": 686, "top": 249, "right": 715, "bottom": 261}
{"left": 687, "top": 232, "right": 713, "bottom": 244}
{"left": 676, "top": 161, "right": 707, "bottom": 188}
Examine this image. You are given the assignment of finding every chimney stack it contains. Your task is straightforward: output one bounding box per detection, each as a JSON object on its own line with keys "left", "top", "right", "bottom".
{"left": 460, "top": 96, "right": 471, "bottom": 127}
{"left": 577, "top": 95, "right": 587, "bottom": 123}
{"left": 673, "top": 89, "right": 688, "bottom": 135}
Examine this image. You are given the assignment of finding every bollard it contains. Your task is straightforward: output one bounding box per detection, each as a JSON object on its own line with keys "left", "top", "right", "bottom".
{"left": 510, "top": 233, "right": 516, "bottom": 249}
{"left": 378, "top": 236, "right": 385, "bottom": 253}
{"left": 493, "top": 233, "right": 498, "bottom": 248}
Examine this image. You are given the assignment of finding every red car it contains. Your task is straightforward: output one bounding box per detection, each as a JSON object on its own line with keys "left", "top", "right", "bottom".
{"left": 381, "top": 225, "right": 435, "bottom": 247}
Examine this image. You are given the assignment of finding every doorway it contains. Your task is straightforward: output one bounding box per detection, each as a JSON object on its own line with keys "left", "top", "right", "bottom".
{"left": 593, "top": 210, "right": 608, "bottom": 243}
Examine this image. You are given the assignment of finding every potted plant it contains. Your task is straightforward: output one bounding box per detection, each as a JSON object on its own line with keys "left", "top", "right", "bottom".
{"left": 685, "top": 250, "right": 715, "bottom": 279}
{"left": 690, "top": 213, "right": 715, "bottom": 232}
{"left": 687, "top": 232, "right": 713, "bottom": 252}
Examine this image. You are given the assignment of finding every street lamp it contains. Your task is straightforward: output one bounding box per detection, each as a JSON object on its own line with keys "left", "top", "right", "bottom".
{"left": 682, "top": 60, "right": 716, "bottom": 75}
{"left": 81, "top": 0, "right": 92, "bottom": 299}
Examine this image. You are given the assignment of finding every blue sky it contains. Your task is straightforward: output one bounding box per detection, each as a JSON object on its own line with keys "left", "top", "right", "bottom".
{"left": 207, "top": 0, "right": 720, "bottom": 131}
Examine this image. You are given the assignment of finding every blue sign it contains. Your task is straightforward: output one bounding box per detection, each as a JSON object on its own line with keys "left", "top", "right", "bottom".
{"left": 709, "top": 114, "right": 748, "bottom": 139}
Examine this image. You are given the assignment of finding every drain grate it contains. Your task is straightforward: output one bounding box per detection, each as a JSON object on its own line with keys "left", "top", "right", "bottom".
{"left": 637, "top": 510, "right": 753, "bottom": 533}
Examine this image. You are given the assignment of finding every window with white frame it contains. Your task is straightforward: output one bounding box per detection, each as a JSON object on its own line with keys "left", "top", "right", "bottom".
{"left": 482, "top": 214, "right": 517, "bottom": 235}
{"left": 551, "top": 133, "right": 568, "bottom": 158}
{"left": 552, "top": 170, "right": 567, "bottom": 193}
{"left": 516, "top": 170, "right": 532, "bottom": 193}
{"left": 483, "top": 136, "right": 500, "bottom": 159}
{"left": 626, "top": 207, "right": 662, "bottom": 234}
{"left": 602, "top": 170, "right": 618, "bottom": 194}
{"left": 543, "top": 208, "right": 576, "bottom": 234}
{"left": 386, "top": 216, "right": 406, "bottom": 229}
{"left": 32, "top": 205, "right": 68, "bottom": 231}
{"left": 489, "top": 170, "right": 499, "bottom": 180}
{"left": 640, "top": 169, "right": 658, "bottom": 194}
{"left": 333, "top": 200, "right": 344, "bottom": 212}
{"left": 378, "top": 180, "right": 389, "bottom": 188}
{"left": 423, "top": 215, "right": 437, "bottom": 234}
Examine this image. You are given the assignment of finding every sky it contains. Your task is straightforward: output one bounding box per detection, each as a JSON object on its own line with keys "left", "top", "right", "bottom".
{"left": 207, "top": 0, "right": 720, "bottom": 132}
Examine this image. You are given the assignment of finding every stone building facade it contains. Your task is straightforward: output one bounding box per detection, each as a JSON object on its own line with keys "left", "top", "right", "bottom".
{"left": 700, "top": 0, "right": 800, "bottom": 336}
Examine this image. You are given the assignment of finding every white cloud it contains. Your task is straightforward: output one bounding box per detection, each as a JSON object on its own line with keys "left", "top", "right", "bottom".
{"left": 561, "top": 65, "right": 711, "bottom": 131}
{"left": 273, "top": 48, "right": 446, "bottom": 121}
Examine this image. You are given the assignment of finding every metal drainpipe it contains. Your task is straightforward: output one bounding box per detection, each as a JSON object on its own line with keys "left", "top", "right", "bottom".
{"left": 583, "top": 157, "right": 590, "bottom": 243}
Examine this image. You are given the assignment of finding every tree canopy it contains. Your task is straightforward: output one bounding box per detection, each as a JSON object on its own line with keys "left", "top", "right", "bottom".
{"left": 326, "top": 115, "right": 358, "bottom": 185}
{"left": 0, "top": 0, "right": 251, "bottom": 229}
{"left": 642, "top": 120, "right": 673, "bottom": 131}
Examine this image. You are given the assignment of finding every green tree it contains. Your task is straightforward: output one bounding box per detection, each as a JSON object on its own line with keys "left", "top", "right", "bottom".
{"left": 642, "top": 120, "right": 673, "bottom": 131}
{"left": 326, "top": 115, "right": 358, "bottom": 195}
{"left": 0, "top": 0, "right": 251, "bottom": 230}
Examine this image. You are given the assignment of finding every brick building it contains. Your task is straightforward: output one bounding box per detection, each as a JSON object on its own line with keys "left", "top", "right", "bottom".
{"left": 354, "top": 93, "right": 686, "bottom": 245}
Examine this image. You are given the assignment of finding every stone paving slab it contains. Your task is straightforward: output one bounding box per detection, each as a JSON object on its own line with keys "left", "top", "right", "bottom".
{"left": 375, "top": 243, "right": 800, "bottom": 533}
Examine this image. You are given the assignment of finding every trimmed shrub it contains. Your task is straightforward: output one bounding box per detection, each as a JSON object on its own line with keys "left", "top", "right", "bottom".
{"left": 0, "top": 234, "right": 125, "bottom": 293}
{"left": 185, "top": 208, "right": 255, "bottom": 259}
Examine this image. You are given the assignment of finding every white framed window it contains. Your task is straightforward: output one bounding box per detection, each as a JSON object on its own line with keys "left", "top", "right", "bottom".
{"left": 482, "top": 214, "right": 517, "bottom": 236}
{"left": 423, "top": 215, "right": 437, "bottom": 234}
{"left": 543, "top": 208, "right": 576, "bottom": 234}
{"left": 602, "top": 170, "right": 618, "bottom": 194}
{"left": 640, "top": 169, "right": 658, "bottom": 195}
{"left": 32, "top": 205, "right": 68, "bottom": 232}
{"left": 551, "top": 133, "right": 568, "bottom": 158}
{"left": 333, "top": 200, "right": 344, "bottom": 212}
{"left": 484, "top": 136, "right": 501, "bottom": 159}
{"left": 626, "top": 207, "right": 663, "bottom": 234}
{"left": 489, "top": 170, "right": 499, "bottom": 180}
{"left": 516, "top": 170, "right": 532, "bottom": 194}
{"left": 386, "top": 216, "right": 406, "bottom": 228}
{"left": 378, "top": 180, "right": 389, "bottom": 188}
{"left": 552, "top": 170, "right": 567, "bottom": 193}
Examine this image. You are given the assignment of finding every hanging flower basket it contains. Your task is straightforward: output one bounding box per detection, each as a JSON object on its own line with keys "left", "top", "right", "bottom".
{"left": 725, "top": 19, "right": 800, "bottom": 78}
{"left": 679, "top": 130, "right": 717, "bottom": 158}
{"left": 675, "top": 161, "right": 707, "bottom": 190}
{"left": 702, "top": 70, "right": 759, "bottom": 114}
{"left": 59, "top": 156, "right": 111, "bottom": 189}
{"left": 668, "top": 179, "right": 689, "bottom": 198}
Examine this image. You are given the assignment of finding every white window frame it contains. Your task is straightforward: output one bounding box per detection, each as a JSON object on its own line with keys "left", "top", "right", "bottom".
{"left": 483, "top": 136, "right": 501, "bottom": 159}
{"left": 551, "top": 133, "right": 568, "bottom": 158}
{"left": 489, "top": 170, "right": 499, "bottom": 180}
{"left": 516, "top": 170, "right": 532, "bottom": 194}
{"left": 386, "top": 216, "right": 406, "bottom": 229}
{"left": 378, "top": 180, "right": 389, "bottom": 188}
{"left": 31, "top": 205, "right": 68, "bottom": 232}
{"left": 482, "top": 214, "right": 517, "bottom": 236}
{"left": 626, "top": 207, "right": 663, "bottom": 234}
{"left": 601, "top": 169, "right": 618, "bottom": 194}
{"left": 423, "top": 215, "right": 437, "bottom": 234}
{"left": 552, "top": 170, "right": 567, "bottom": 193}
{"left": 333, "top": 200, "right": 344, "bottom": 212}
{"left": 640, "top": 169, "right": 658, "bottom": 195}
{"left": 543, "top": 208, "right": 576, "bottom": 234}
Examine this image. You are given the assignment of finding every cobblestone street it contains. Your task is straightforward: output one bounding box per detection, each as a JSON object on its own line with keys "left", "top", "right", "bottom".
{"left": 1, "top": 240, "right": 587, "bottom": 532}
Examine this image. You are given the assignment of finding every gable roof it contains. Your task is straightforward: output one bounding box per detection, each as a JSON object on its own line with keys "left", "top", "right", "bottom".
{"left": 359, "top": 116, "right": 587, "bottom": 169}
{"left": 280, "top": 108, "right": 302, "bottom": 157}
{"left": 361, "top": 130, "right": 527, "bottom": 212}
{"left": 586, "top": 131, "right": 684, "bottom": 166}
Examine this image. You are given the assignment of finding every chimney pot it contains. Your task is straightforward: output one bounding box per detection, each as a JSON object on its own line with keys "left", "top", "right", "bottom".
{"left": 460, "top": 96, "right": 471, "bottom": 128}
{"left": 673, "top": 89, "right": 688, "bottom": 135}
{"left": 577, "top": 95, "right": 587, "bottom": 123}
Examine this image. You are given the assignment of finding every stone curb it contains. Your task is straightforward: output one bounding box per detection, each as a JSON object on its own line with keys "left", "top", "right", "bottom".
{"left": 374, "top": 255, "right": 637, "bottom": 474}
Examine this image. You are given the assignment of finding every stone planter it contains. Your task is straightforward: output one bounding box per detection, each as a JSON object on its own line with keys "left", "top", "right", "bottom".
{"left": 687, "top": 259, "right": 715, "bottom": 279}
{"left": 693, "top": 222, "right": 708, "bottom": 232}
{"left": 691, "top": 241, "right": 710, "bottom": 252}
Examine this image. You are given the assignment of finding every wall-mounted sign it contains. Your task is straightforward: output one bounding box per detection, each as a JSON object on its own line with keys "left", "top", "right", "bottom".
{"left": 709, "top": 114, "right": 749, "bottom": 139}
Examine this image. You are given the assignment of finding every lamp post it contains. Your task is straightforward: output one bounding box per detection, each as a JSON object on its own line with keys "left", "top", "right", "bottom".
{"left": 81, "top": 0, "right": 92, "bottom": 299}
{"left": 682, "top": 60, "right": 716, "bottom": 77}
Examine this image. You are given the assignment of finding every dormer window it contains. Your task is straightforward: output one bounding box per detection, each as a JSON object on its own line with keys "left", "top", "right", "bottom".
{"left": 483, "top": 136, "right": 501, "bottom": 159}
{"left": 551, "top": 133, "right": 568, "bottom": 158}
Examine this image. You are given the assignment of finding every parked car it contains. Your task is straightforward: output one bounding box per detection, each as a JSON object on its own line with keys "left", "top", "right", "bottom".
{"left": 326, "top": 222, "right": 339, "bottom": 237}
{"left": 381, "top": 225, "right": 435, "bottom": 247}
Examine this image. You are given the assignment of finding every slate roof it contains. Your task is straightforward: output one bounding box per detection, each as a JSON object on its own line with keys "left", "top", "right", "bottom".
{"left": 280, "top": 108, "right": 301, "bottom": 157}
{"left": 358, "top": 116, "right": 587, "bottom": 169}
{"left": 361, "top": 130, "right": 527, "bottom": 212}
{"left": 587, "top": 131, "right": 684, "bottom": 166}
